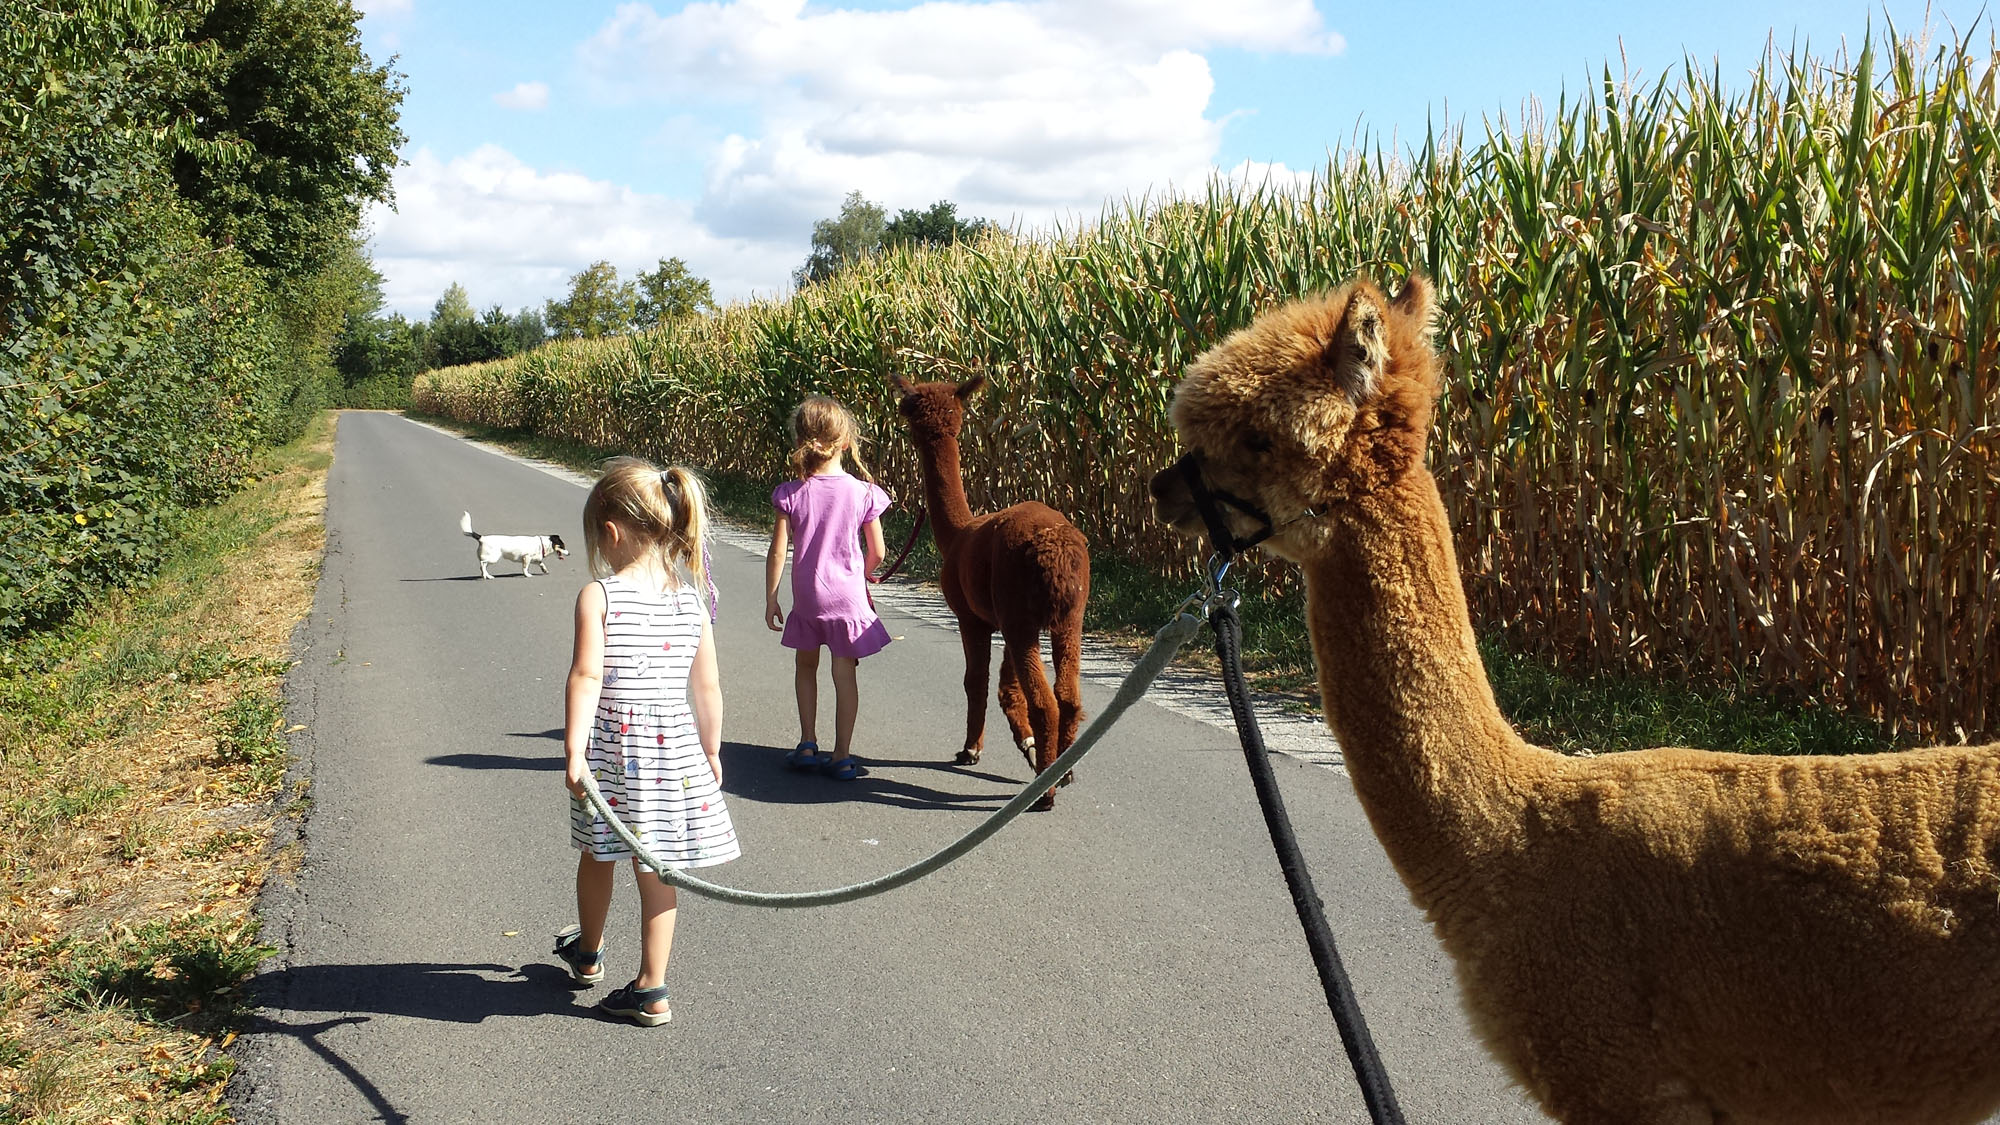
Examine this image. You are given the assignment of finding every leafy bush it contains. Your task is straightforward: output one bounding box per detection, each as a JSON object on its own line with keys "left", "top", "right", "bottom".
{"left": 0, "top": 0, "right": 400, "bottom": 637}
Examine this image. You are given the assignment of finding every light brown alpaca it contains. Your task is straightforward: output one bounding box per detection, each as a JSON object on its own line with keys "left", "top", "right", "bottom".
{"left": 1148, "top": 275, "right": 2000, "bottom": 1125}
{"left": 891, "top": 375, "right": 1090, "bottom": 811}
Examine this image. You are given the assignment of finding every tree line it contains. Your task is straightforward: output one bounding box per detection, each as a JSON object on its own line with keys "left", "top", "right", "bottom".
{"left": 333, "top": 255, "right": 717, "bottom": 405}
{"left": 339, "top": 188, "right": 992, "bottom": 401}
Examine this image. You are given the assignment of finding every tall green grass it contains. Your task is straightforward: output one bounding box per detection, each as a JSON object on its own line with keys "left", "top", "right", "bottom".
{"left": 418, "top": 29, "right": 1999, "bottom": 742}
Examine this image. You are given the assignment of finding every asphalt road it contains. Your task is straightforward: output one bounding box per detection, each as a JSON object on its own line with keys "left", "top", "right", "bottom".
{"left": 230, "top": 411, "right": 1545, "bottom": 1124}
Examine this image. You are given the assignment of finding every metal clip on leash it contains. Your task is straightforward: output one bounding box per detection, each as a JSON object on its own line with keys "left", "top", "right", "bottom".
{"left": 1179, "top": 458, "right": 1406, "bottom": 1125}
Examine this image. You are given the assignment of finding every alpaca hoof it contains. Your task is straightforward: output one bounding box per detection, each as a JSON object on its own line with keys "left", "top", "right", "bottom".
{"left": 955, "top": 748, "right": 981, "bottom": 766}
{"left": 1031, "top": 790, "right": 1057, "bottom": 812}
{"left": 1057, "top": 769, "right": 1075, "bottom": 788}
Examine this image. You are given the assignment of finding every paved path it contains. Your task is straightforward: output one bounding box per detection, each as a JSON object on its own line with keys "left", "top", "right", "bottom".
{"left": 230, "top": 411, "right": 1544, "bottom": 1124}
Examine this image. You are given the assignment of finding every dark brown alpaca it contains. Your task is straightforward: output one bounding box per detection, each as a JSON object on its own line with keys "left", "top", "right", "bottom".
{"left": 891, "top": 375, "right": 1090, "bottom": 810}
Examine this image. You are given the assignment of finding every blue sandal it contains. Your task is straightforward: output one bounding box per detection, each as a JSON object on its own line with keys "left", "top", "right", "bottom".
{"left": 552, "top": 924, "right": 604, "bottom": 986}
{"left": 599, "top": 979, "right": 672, "bottom": 1026}
{"left": 820, "top": 754, "right": 869, "bottom": 781}
{"left": 784, "top": 741, "right": 827, "bottom": 771}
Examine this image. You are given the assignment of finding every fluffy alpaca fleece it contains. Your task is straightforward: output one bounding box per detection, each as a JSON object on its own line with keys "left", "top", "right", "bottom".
{"left": 891, "top": 375, "right": 1090, "bottom": 810}
{"left": 459, "top": 511, "right": 567, "bottom": 579}
{"left": 1148, "top": 274, "right": 2000, "bottom": 1125}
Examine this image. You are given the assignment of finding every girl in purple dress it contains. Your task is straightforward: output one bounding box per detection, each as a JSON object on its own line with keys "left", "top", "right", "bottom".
{"left": 763, "top": 396, "right": 893, "bottom": 780}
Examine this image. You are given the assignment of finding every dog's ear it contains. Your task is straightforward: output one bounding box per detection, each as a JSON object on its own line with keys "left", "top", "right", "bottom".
{"left": 955, "top": 373, "right": 986, "bottom": 401}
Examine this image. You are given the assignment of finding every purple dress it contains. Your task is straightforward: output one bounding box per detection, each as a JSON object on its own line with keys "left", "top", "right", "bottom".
{"left": 774, "top": 472, "right": 893, "bottom": 659}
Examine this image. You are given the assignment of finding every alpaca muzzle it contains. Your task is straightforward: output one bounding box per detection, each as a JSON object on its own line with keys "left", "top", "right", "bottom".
{"left": 1160, "top": 451, "right": 1275, "bottom": 560}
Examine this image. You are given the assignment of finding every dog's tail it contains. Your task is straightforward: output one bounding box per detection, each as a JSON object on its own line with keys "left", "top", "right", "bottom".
{"left": 459, "top": 511, "right": 480, "bottom": 540}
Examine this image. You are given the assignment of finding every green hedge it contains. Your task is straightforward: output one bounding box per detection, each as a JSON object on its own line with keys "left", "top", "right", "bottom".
{"left": 1, "top": 3, "right": 338, "bottom": 636}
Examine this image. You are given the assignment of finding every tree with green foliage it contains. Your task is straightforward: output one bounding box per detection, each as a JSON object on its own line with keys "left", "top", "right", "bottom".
{"left": 1, "top": 0, "right": 403, "bottom": 635}
{"left": 795, "top": 191, "right": 887, "bottom": 287}
{"left": 884, "top": 200, "right": 990, "bottom": 250}
{"left": 165, "top": 0, "right": 406, "bottom": 280}
{"left": 501, "top": 305, "right": 547, "bottom": 353}
{"left": 545, "top": 261, "right": 637, "bottom": 339}
{"left": 632, "top": 257, "right": 714, "bottom": 330}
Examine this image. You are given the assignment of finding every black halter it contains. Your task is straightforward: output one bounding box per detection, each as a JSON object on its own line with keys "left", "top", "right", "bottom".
{"left": 1172, "top": 451, "right": 1276, "bottom": 560}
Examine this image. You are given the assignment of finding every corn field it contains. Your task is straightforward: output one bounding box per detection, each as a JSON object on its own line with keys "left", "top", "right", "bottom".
{"left": 417, "top": 33, "right": 2000, "bottom": 742}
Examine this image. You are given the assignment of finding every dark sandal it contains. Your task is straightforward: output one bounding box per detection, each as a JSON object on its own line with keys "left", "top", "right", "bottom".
{"left": 783, "top": 741, "right": 827, "bottom": 771}
{"left": 599, "top": 979, "right": 672, "bottom": 1026}
{"left": 820, "top": 754, "right": 868, "bottom": 781}
{"left": 553, "top": 924, "right": 604, "bottom": 985}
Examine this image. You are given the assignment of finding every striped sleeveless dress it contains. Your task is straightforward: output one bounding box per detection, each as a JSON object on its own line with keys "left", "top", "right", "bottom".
{"left": 569, "top": 573, "right": 740, "bottom": 868}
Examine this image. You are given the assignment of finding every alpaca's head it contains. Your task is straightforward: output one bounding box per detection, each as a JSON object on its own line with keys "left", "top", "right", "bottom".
{"left": 1149, "top": 275, "right": 1439, "bottom": 562}
{"left": 890, "top": 373, "right": 983, "bottom": 447}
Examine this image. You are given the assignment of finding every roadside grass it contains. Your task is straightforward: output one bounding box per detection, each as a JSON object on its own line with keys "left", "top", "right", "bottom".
{"left": 405, "top": 411, "right": 1894, "bottom": 758}
{"left": 0, "top": 412, "right": 333, "bottom": 1124}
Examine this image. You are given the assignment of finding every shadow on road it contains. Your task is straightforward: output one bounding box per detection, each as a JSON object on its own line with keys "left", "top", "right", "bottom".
{"left": 425, "top": 751, "right": 560, "bottom": 771}
{"left": 258, "top": 961, "right": 587, "bottom": 1025}
{"left": 724, "top": 741, "right": 1024, "bottom": 812}
{"left": 241, "top": 1015, "right": 410, "bottom": 1124}
{"left": 244, "top": 963, "right": 603, "bottom": 1121}
{"left": 396, "top": 574, "right": 493, "bottom": 582}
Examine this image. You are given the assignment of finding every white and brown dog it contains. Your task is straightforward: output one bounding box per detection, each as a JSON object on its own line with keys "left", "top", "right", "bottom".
{"left": 460, "top": 511, "right": 567, "bottom": 578}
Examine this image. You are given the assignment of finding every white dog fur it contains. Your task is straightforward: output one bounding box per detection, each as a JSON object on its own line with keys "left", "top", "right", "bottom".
{"left": 460, "top": 511, "right": 568, "bottom": 579}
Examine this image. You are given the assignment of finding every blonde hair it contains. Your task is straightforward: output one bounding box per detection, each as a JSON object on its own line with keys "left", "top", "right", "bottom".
{"left": 581, "top": 457, "right": 709, "bottom": 601}
{"left": 787, "top": 395, "right": 877, "bottom": 484}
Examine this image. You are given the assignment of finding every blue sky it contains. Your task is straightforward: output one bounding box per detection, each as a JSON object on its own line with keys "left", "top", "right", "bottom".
{"left": 353, "top": 0, "right": 1967, "bottom": 319}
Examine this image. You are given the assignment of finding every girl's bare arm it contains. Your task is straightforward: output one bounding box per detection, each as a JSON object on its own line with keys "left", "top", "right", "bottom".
{"left": 862, "top": 517, "right": 886, "bottom": 575}
{"left": 688, "top": 619, "right": 724, "bottom": 783}
{"left": 763, "top": 514, "right": 790, "bottom": 631}
{"left": 564, "top": 581, "right": 607, "bottom": 798}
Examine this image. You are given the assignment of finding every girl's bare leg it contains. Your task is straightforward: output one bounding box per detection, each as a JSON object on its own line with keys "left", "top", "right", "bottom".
{"left": 632, "top": 861, "right": 678, "bottom": 1015}
{"left": 830, "top": 655, "right": 859, "bottom": 759}
{"left": 794, "top": 647, "right": 821, "bottom": 744}
{"left": 575, "top": 851, "right": 615, "bottom": 953}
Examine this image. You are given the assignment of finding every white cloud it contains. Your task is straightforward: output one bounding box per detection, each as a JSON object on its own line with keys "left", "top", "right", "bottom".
{"left": 492, "top": 81, "right": 550, "bottom": 111}
{"left": 578, "top": 0, "right": 1343, "bottom": 237}
{"left": 368, "top": 1, "right": 1348, "bottom": 317}
{"left": 365, "top": 145, "right": 797, "bottom": 317}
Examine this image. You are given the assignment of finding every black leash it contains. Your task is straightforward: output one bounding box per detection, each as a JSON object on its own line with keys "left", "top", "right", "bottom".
{"left": 871, "top": 506, "right": 926, "bottom": 584}
{"left": 1177, "top": 446, "right": 1405, "bottom": 1125}
{"left": 1208, "top": 594, "right": 1404, "bottom": 1124}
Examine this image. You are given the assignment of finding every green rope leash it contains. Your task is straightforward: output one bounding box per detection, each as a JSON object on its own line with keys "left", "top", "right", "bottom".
{"left": 579, "top": 611, "right": 1204, "bottom": 908}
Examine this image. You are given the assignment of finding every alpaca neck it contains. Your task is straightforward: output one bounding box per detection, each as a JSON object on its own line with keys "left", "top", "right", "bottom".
{"left": 912, "top": 432, "right": 978, "bottom": 552}
{"left": 1301, "top": 468, "right": 1547, "bottom": 896}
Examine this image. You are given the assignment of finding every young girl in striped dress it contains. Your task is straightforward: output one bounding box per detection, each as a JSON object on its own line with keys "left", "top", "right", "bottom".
{"left": 555, "top": 457, "right": 739, "bottom": 1026}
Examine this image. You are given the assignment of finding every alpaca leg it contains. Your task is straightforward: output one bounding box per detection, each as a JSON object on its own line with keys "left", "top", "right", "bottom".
{"left": 1049, "top": 614, "right": 1084, "bottom": 788}
{"left": 1002, "top": 627, "right": 1060, "bottom": 810}
{"left": 996, "top": 658, "right": 1034, "bottom": 766}
{"left": 955, "top": 623, "right": 993, "bottom": 765}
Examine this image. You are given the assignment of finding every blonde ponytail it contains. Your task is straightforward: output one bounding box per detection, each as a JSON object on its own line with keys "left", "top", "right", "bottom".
{"left": 582, "top": 458, "right": 710, "bottom": 608}
{"left": 659, "top": 465, "right": 710, "bottom": 605}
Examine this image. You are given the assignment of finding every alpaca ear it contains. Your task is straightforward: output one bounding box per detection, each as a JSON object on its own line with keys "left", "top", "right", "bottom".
{"left": 890, "top": 373, "right": 916, "bottom": 396}
{"left": 1325, "top": 292, "right": 1388, "bottom": 403}
{"left": 1392, "top": 274, "right": 1437, "bottom": 340}
{"left": 955, "top": 374, "right": 987, "bottom": 401}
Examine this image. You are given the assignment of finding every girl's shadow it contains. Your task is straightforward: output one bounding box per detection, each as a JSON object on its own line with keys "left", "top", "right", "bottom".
{"left": 253, "top": 960, "right": 587, "bottom": 1025}
{"left": 722, "top": 741, "right": 1027, "bottom": 811}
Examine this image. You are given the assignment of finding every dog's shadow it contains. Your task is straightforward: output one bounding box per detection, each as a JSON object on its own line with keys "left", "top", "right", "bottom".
{"left": 398, "top": 575, "right": 517, "bottom": 583}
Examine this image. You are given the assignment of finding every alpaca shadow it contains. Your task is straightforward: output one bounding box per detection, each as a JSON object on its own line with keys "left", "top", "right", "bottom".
{"left": 424, "top": 751, "right": 560, "bottom": 771}
{"left": 721, "top": 741, "right": 1021, "bottom": 812}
